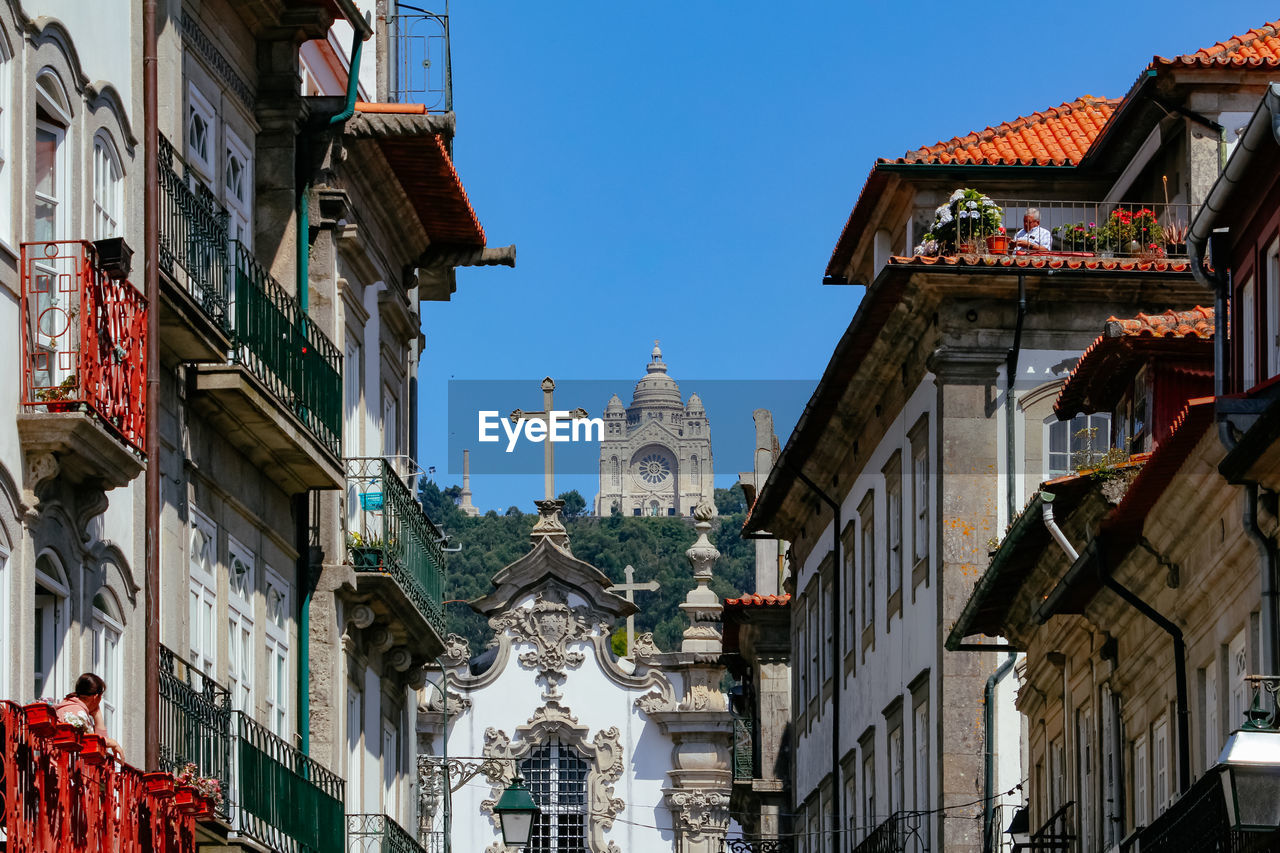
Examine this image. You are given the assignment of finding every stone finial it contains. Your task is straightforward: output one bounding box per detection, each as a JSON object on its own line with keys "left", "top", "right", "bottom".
{"left": 681, "top": 500, "right": 722, "bottom": 653}
{"left": 530, "top": 498, "right": 571, "bottom": 552}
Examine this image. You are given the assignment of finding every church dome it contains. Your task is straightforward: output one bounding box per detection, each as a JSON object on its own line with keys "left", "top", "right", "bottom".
{"left": 685, "top": 392, "right": 705, "bottom": 414}
{"left": 630, "top": 342, "right": 683, "bottom": 409}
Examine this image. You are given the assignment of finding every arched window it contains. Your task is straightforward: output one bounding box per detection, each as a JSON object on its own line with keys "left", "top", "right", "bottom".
{"left": 92, "top": 133, "right": 123, "bottom": 239}
{"left": 690, "top": 455, "right": 699, "bottom": 484}
{"left": 520, "top": 739, "right": 589, "bottom": 852}
{"left": 264, "top": 567, "right": 291, "bottom": 738}
{"left": 610, "top": 456, "right": 619, "bottom": 487}
{"left": 648, "top": 500, "right": 660, "bottom": 517}
{"left": 227, "top": 537, "right": 255, "bottom": 712}
{"left": 90, "top": 590, "right": 123, "bottom": 737}
{"left": 188, "top": 509, "right": 218, "bottom": 676}
{"left": 34, "top": 553, "right": 69, "bottom": 699}
{"left": 34, "top": 71, "right": 71, "bottom": 244}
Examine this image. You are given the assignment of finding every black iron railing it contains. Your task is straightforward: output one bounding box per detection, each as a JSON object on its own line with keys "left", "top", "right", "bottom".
{"left": 232, "top": 242, "right": 342, "bottom": 458}
{"left": 1024, "top": 801, "right": 1075, "bottom": 852}
{"left": 389, "top": 4, "right": 452, "bottom": 111}
{"left": 158, "top": 134, "right": 231, "bottom": 329}
{"left": 853, "top": 812, "right": 915, "bottom": 853}
{"left": 1131, "top": 768, "right": 1272, "bottom": 853}
{"left": 158, "top": 644, "right": 232, "bottom": 818}
{"left": 724, "top": 840, "right": 794, "bottom": 853}
{"left": 348, "top": 813, "right": 426, "bottom": 853}
{"left": 346, "top": 456, "right": 447, "bottom": 637}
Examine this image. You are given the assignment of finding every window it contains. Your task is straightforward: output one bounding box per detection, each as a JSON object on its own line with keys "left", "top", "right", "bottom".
{"left": 1048, "top": 412, "right": 1112, "bottom": 476}
{"left": 347, "top": 684, "right": 364, "bottom": 811}
{"left": 1229, "top": 628, "right": 1249, "bottom": 734}
{"left": 227, "top": 538, "right": 255, "bottom": 712}
{"left": 91, "top": 592, "right": 123, "bottom": 738}
{"left": 35, "top": 72, "right": 70, "bottom": 245}
{"left": 1131, "top": 367, "right": 1150, "bottom": 453}
{"left": 93, "top": 134, "right": 123, "bottom": 239}
{"left": 1268, "top": 237, "right": 1280, "bottom": 379}
{"left": 0, "top": 49, "right": 13, "bottom": 245}
{"left": 187, "top": 84, "right": 215, "bottom": 178}
{"left": 1076, "top": 707, "right": 1095, "bottom": 849}
{"left": 382, "top": 719, "right": 398, "bottom": 813}
{"left": 1133, "top": 734, "right": 1149, "bottom": 826}
{"left": 859, "top": 493, "right": 875, "bottom": 649}
{"left": 842, "top": 523, "right": 856, "bottom": 666}
{"left": 224, "top": 128, "right": 252, "bottom": 248}
{"left": 1202, "top": 659, "right": 1220, "bottom": 771}
{"left": 1152, "top": 716, "right": 1169, "bottom": 814}
{"left": 382, "top": 386, "right": 399, "bottom": 458}
{"left": 188, "top": 510, "right": 218, "bottom": 676}
{"left": 910, "top": 418, "right": 929, "bottom": 568}
{"left": 884, "top": 453, "right": 903, "bottom": 607}
{"left": 521, "top": 739, "right": 589, "bottom": 852}
{"left": 912, "top": 698, "right": 930, "bottom": 850}
{"left": 1050, "top": 737, "right": 1066, "bottom": 815}
{"left": 1101, "top": 687, "right": 1123, "bottom": 846}
{"left": 842, "top": 768, "right": 857, "bottom": 852}
{"left": 807, "top": 584, "right": 819, "bottom": 708}
{"left": 794, "top": 616, "right": 808, "bottom": 713}
{"left": 821, "top": 562, "right": 833, "bottom": 688}
{"left": 861, "top": 743, "right": 877, "bottom": 833}
{"left": 34, "top": 554, "right": 69, "bottom": 699}
{"left": 889, "top": 723, "right": 904, "bottom": 816}
{"left": 690, "top": 454, "right": 699, "bottom": 484}
{"left": 265, "top": 568, "right": 291, "bottom": 739}
{"left": 1242, "top": 274, "right": 1257, "bottom": 389}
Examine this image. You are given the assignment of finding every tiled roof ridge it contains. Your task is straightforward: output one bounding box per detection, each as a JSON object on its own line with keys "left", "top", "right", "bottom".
{"left": 1102, "top": 305, "right": 1215, "bottom": 339}
{"left": 888, "top": 95, "right": 1120, "bottom": 166}
{"left": 887, "top": 254, "right": 1192, "bottom": 274}
{"left": 1158, "top": 20, "right": 1280, "bottom": 67}
{"left": 724, "top": 593, "right": 791, "bottom": 607}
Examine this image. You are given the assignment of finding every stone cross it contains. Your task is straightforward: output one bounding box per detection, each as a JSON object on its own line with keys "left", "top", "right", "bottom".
{"left": 608, "top": 564, "right": 660, "bottom": 658}
{"left": 510, "top": 376, "right": 591, "bottom": 501}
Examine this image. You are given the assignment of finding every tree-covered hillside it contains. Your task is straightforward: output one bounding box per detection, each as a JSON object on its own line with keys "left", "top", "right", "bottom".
{"left": 419, "top": 482, "right": 756, "bottom": 655}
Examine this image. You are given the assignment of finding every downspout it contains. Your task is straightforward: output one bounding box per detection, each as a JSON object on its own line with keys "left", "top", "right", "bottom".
{"left": 1006, "top": 275, "right": 1028, "bottom": 524}
{"left": 297, "top": 19, "right": 369, "bottom": 754}
{"left": 983, "top": 651, "right": 1017, "bottom": 853}
{"left": 788, "top": 465, "right": 842, "bottom": 853}
{"left": 142, "top": 0, "right": 160, "bottom": 770}
{"left": 1040, "top": 495, "right": 1190, "bottom": 793}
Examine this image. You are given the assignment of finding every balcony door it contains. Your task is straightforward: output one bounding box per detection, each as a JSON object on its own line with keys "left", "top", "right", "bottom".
{"left": 34, "top": 554, "right": 69, "bottom": 700}
{"left": 188, "top": 510, "right": 218, "bottom": 678}
{"left": 90, "top": 592, "right": 123, "bottom": 738}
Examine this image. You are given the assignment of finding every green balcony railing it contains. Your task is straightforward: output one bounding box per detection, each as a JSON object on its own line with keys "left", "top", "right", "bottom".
{"left": 348, "top": 813, "right": 426, "bottom": 853}
{"left": 346, "top": 456, "right": 447, "bottom": 638}
{"left": 158, "top": 134, "right": 231, "bottom": 330}
{"left": 158, "top": 645, "right": 232, "bottom": 819}
{"left": 232, "top": 242, "right": 342, "bottom": 458}
{"left": 732, "top": 713, "right": 755, "bottom": 781}
{"left": 236, "top": 711, "right": 345, "bottom": 853}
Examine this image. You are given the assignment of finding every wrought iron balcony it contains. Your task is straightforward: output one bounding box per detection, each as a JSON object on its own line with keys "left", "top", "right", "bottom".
{"left": 158, "top": 645, "right": 345, "bottom": 852}
{"left": 1012, "top": 801, "right": 1075, "bottom": 852}
{"left": 733, "top": 711, "right": 755, "bottom": 781}
{"left": 853, "top": 811, "right": 914, "bottom": 853}
{"left": 1, "top": 699, "right": 200, "bottom": 851}
{"left": 1131, "top": 768, "right": 1268, "bottom": 853}
{"left": 20, "top": 240, "right": 148, "bottom": 454}
{"left": 389, "top": 4, "right": 452, "bottom": 111}
{"left": 158, "top": 133, "right": 231, "bottom": 333}
{"left": 348, "top": 813, "right": 427, "bottom": 852}
{"left": 346, "top": 456, "right": 447, "bottom": 640}
{"left": 919, "top": 197, "right": 1198, "bottom": 261}
{"left": 231, "top": 242, "right": 343, "bottom": 458}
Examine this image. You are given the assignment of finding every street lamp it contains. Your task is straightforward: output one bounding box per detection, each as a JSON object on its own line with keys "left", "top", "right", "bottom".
{"left": 494, "top": 775, "right": 539, "bottom": 848}
{"left": 1218, "top": 728, "right": 1280, "bottom": 830}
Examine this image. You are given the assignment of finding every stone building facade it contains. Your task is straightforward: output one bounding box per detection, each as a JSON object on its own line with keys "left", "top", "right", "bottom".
{"left": 595, "top": 344, "right": 714, "bottom": 517}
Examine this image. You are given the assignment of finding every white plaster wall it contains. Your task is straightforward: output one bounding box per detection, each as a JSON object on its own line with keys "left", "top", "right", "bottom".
{"left": 40, "top": 0, "right": 135, "bottom": 116}
{"left": 440, "top": 592, "right": 681, "bottom": 852}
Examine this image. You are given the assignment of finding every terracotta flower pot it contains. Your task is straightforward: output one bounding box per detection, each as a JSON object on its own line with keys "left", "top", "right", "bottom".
{"left": 986, "top": 234, "right": 1008, "bottom": 254}
{"left": 45, "top": 401, "right": 75, "bottom": 413}
{"left": 23, "top": 703, "right": 58, "bottom": 737}
{"left": 52, "top": 723, "right": 84, "bottom": 752}
{"left": 142, "top": 772, "right": 176, "bottom": 799}
{"left": 79, "top": 733, "right": 108, "bottom": 765}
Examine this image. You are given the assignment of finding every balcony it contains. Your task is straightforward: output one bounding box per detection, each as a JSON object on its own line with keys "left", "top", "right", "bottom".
{"left": 348, "top": 813, "right": 427, "bottom": 853}
{"left": 158, "top": 133, "right": 232, "bottom": 361}
{"left": 159, "top": 645, "right": 346, "bottom": 853}
{"left": 853, "top": 812, "right": 914, "bottom": 853}
{"left": 1131, "top": 768, "right": 1280, "bottom": 853}
{"left": 191, "top": 241, "right": 344, "bottom": 493}
{"left": 388, "top": 5, "right": 452, "bottom": 111}
{"left": 918, "top": 197, "right": 1198, "bottom": 261}
{"left": 18, "top": 239, "right": 146, "bottom": 490}
{"left": 0, "top": 700, "right": 199, "bottom": 851}
{"left": 732, "top": 711, "right": 755, "bottom": 781}
{"left": 346, "top": 456, "right": 448, "bottom": 654}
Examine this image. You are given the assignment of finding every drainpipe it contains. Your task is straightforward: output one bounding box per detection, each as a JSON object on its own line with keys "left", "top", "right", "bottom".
{"left": 142, "top": 0, "right": 160, "bottom": 770}
{"left": 1006, "top": 275, "right": 1027, "bottom": 524}
{"left": 296, "top": 18, "right": 370, "bottom": 755}
{"left": 983, "top": 651, "right": 1017, "bottom": 853}
{"left": 1040, "top": 495, "right": 1190, "bottom": 793}
{"left": 788, "top": 464, "right": 841, "bottom": 853}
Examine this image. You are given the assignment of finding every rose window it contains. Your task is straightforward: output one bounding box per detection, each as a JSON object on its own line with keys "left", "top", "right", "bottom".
{"left": 636, "top": 453, "right": 671, "bottom": 485}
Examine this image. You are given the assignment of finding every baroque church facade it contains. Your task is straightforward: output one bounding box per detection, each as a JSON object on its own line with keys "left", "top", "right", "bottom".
{"left": 595, "top": 345, "right": 715, "bottom": 516}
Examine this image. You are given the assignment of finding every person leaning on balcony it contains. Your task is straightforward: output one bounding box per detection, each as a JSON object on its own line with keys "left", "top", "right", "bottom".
{"left": 1013, "top": 208, "right": 1052, "bottom": 252}
{"left": 55, "top": 672, "right": 124, "bottom": 756}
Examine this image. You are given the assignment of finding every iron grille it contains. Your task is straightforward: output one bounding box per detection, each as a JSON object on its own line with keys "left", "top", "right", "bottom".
{"left": 520, "top": 739, "right": 590, "bottom": 853}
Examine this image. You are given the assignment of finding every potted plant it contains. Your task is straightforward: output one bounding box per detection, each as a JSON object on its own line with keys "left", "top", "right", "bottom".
{"left": 986, "top": 228, "right": 1008, "bottom": 255}
{"left": 79, "top": 732, "right": 109, "bottom": 765}
{"left": 175, "top": 762, "right": 223, "bottom": 818}
{"left": 1098, "top": 208, "right": 1164, "bottom": 256}
{"left": 36, "top": 374, "right": 78, "bottom": 413}
{"left": 173, "top": 784, "right": 202, "bottom": 813}
{"left": 347, "top": 531, "right": 384, "bottom": 570}
{"left": 922, "top": 189, "right": 1005, "bottom": 254}
{"left": 1052, "top": 221, "right": 1100, "bottom": 254}
{"left": 143, "top": 771, "right": 177, "bottom": 799}
{"left": 23, "top": 702, "right": 59, "bottom": 737}
{"left": 51, "top": 721, "right": 84, "bottom": 752}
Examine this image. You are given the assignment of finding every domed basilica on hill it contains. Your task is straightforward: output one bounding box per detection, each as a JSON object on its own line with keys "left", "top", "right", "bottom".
{"left": 594, "top": 343, "right": 715, "bottom": 516}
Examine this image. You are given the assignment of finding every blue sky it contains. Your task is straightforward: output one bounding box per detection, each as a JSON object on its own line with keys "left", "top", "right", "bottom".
{"left": 417, "top": 1, "right": 1278, "bottom": 513}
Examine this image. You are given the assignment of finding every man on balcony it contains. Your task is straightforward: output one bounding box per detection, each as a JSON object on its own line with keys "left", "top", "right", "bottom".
{"left": 1013, "top": 208, "right": 1052, "bottom": 252}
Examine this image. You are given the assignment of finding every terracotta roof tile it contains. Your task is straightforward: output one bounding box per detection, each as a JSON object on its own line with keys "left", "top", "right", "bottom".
{"left": 1103, "top": 305, "right": 1214, "bottom": 339}
{"left": 1157, "top": 20, "right": 1280, "bottom": 68}
{"left": 882, "top": 97, "right": 1120, "bottom": 166}
{"left": 723, "top": 593, "right": 791, "bottom": 608}
{"left": 886, "top": 254, "right": 1191, "bottom": 274}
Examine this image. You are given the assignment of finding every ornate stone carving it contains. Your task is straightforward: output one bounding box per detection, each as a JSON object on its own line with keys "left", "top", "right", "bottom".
{"left": 530, "top": 498, "right": 571, "bottom": 551}
{"left": 632, "top": 632, "right": 661, "bottom": 658}
{"left": 348, "top": 603, "right": 376, "bottom": 630}
{"left": 489, "top": 588, "right": 608, "bottom": 699}
{"left": 668, "top": 788, "right": 731, "bottom": 836}
{"left": 369, "top": 625, "right": 394, "bottom": 652}
{"left": 635, "top": 687, "right": 677, "bottom": 715}
{"left": 387, "top": 646, "right": 413, "bottom": 672}
{"left": 681, "top": 500, "right": 724, "bottom": 654}
{"left": 441, "top": 633, "right": 472, "bottom": 667}
{"left": 481, "top": 701, "right": 625, "bottom": 853}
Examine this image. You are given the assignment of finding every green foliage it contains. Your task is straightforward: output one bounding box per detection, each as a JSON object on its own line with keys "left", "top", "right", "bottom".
{"left": 715, "top": 484, "right": 746, "bottom": 515}
{"left": 610, "top": 627, "right": 627, "bottom": 657}
{"left": 923, "top": 188, "right": 1004, "bottom": 249}
{"left": 423, "top": 486, "right": 757, "bottom": 657}
{"left": 558, "top": 489, "right": 587, "bottom": 518}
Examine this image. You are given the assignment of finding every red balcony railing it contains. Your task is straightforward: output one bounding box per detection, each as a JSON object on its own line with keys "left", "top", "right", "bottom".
{"left": 20, "top": 240, "right": 148, "bottom": 454}
{"left": 1, "top": 701, "right": 198, "bottom": 852}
